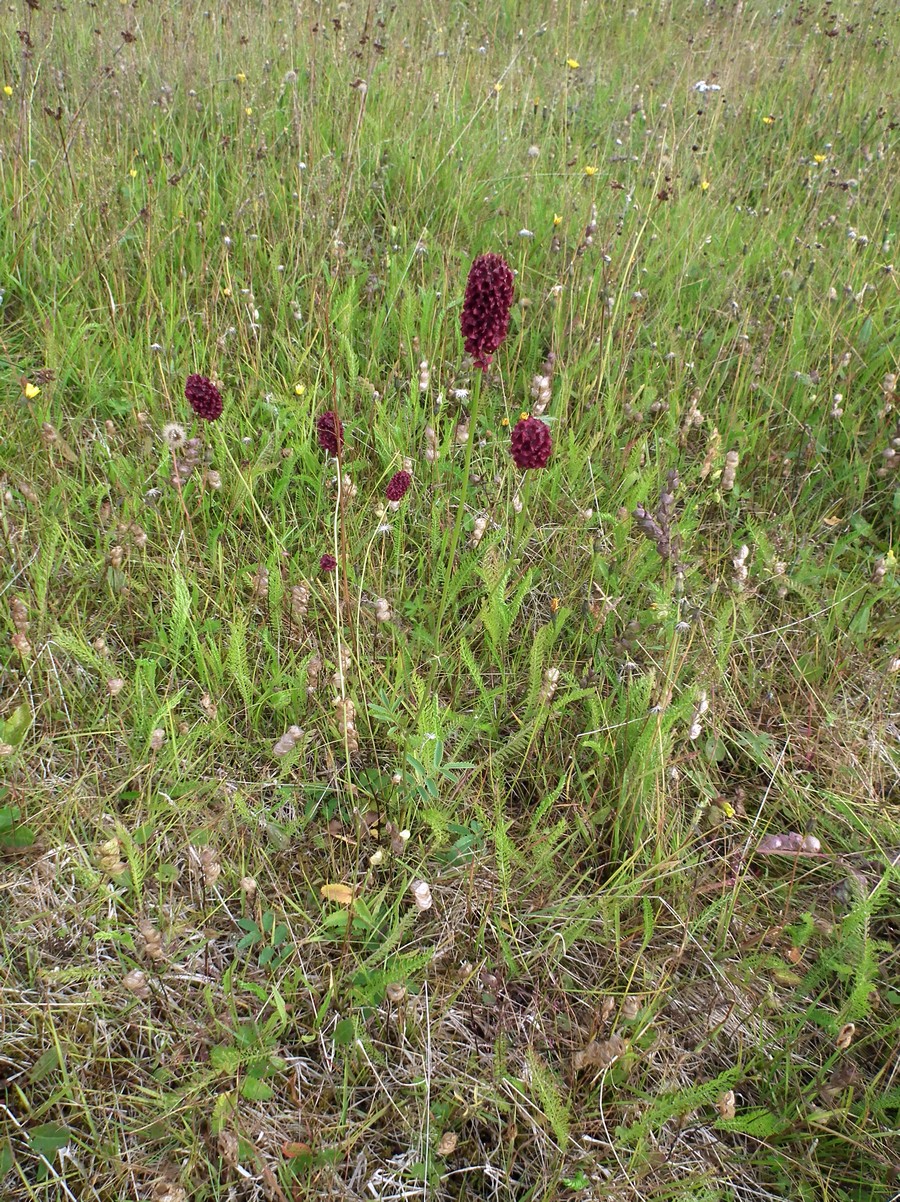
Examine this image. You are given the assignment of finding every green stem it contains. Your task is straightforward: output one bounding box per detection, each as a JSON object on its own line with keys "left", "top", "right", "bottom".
{"left": 433, "top": 369, "right": 483, "bottom": 651}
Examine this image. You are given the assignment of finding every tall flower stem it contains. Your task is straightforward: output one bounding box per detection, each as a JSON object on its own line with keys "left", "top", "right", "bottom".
{"left": 433, "top": 370, "right": 483, "bottom": 651}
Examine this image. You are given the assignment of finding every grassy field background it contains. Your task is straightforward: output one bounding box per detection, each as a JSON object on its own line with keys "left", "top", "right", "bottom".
{"left": 1, "top": 1, "right": 899, "bottom": 1199}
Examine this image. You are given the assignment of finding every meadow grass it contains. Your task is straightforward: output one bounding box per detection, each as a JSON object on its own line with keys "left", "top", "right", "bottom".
{"left": 1, "top": 1, "right": 899, "bottom": 1199}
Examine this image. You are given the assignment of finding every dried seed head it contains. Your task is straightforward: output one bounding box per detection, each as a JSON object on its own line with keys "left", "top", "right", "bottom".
{"left": 98, "top": 836, "right": 127, "bottom": 876}
{"left": 107, "top": 678, "right": 125, "bottom": 697}
{"left": 150, "top": 1182, "right": 187, "bottom": 1202}
{"left": 291, "top": 583, "right": 310, "bottom": 621}
{"left": 241, "top": 876, "right": 257, "bottom": 899}
{"left": 386, "top": 981, "right": 407, "bottom": 1003}
{"left": 436, "top": 1132, "right": 458, "bottom": 1156}
{"left": 716, "top": 1089, "right": 736, "bottom": 1120}
{"left": 470, "top": 514, "right": 489, "bottom": 547}
{"left": 217, "top": 1130, "right": 239, "bottom": 1170}
{"left": 273, "top": 726, "right": 303, "bottom": 756}
{"left": 10, "top": 597, "right": 29, "bottom": 634}
{"left": 250, "top": 565, "right": 268, "bottom": 599}
{"left": 530, "top": 373, "right": 552, "bottom": 415}
{"left": 162, "top": 423, "right": 187, "bottom": 449}
{"left": 192, "top": 845, "right": 221, "bottom": 888}
{"left": 410, "top": 879, "right": 433, "bottom": 911}
{"left": 573, "top": 1034, "right": 628, "bottom": 1071}
{"left": 149, "top": 728, "right": 165, "bottom": 751}
{"left": 306, "top": 653, "right": 322, "bottom": 695}
{"left": 621, "top": 995, "right": 641, "bottom": 1020}
{"left": 721, "top": 449, "right": 739, "bottom": 491}
{"left": 700, "top": 426, "right": 721, "bottom": 481}
{"left": 835, "top": 1022, "right": 855, "bottom": 1051}
{"left": 332, "top": 696, "right": 359, "bottom": 753}
{"left": 138, "top": 920, "right": 165, "bottom": 961}
{"left": 539, "top": 666, "right": 560, "bottom": 704}
{"left": 122, "top": 969, "right": 151, "bottom": 999}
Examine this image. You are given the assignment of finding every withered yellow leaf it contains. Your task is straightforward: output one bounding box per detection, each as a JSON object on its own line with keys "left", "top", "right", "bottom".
{"left": 320, "top": 882, "right": 355, "bottom": 905}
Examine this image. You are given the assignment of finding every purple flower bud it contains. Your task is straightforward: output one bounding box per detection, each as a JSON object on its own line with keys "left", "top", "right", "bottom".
{"left": 316, "top": 411, "right": 343, "bottom": 454}
{"left": 460, "top": 253, "right": 514, "bottom": 370}
{"left": 319, "top": 553, "right": 337, "bottom": 573}
{"left": 385, "top": 470, "right": 411, "bottom": 501}
{"left": 510, "top": 416, "right": 552, "bottom": 469}
{"left": 185, "top": 374, "right": 223, "bottom": 421}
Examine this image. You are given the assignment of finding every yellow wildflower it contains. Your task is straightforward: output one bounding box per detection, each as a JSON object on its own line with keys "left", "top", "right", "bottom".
{"left": 520, "top": 411, "right": 530, "bottom": 421}
{"left": 235, "top": 72, "right": 247, "bottom": 84}
{"left": 584, "top": 165, "right": 597, "bottom": 176}
{"left": 24, "top": 382, "right": 40, "bottom": 400}
{"left": 700, "top": 178, "right": 710, "bottom": 191}
{"left": 501, "top": 417, "right": 509, "bottom": 427}
{"left": 762, "top": 115, "right": 775, "bottom": 125}
{"left": 533, "top": 96, "right": 541, "bottom": 108}
{"left": 245, "top": 107, "right": 253, "bottom": 116}
{"left": 493, "top": 82, "right": 503, "bottom": 93}
{"left": 813, "top": 153, "right": 826, "bottom": 164}
{"left": 294, "top": 383, "right": 306, "bottom": 396}
{"left": 3, "top": 86, "right": 12, "bottom": 97}
{"left": 129, "top": 168, "right": 138, "bottom": 178}
{"left": 550, "top": 596, "right": 561, "bottom": 613}
{"left": 223, "top": 287, "right": 232, "bottom": 297}
{"left": 553, "top": 213, "right": 562, "bottom": 226}
{"left": 566, "top": 58, "right": 580, "bottom": 69}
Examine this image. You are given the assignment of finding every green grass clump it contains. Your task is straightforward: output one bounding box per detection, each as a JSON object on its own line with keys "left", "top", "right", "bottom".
{"left": 1, "top": 2, "right": 898, "bottom": 1200}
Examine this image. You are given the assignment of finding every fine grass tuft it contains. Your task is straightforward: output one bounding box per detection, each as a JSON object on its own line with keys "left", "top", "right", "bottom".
{"left": 2, "top": 2, "right": 899, "bottom": 1200}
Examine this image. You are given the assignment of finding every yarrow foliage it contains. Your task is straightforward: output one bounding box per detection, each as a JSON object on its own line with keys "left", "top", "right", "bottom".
{"left": 316, "top": 411, "right": 343, "bottom": 454}
{"left": 460, "top": 253, "right": 514, "bottom": 370}
{"left": 185, "top": 374, "right": 223, "bottom": 421}
{"left": 385, "top": 470, "right": 411, "bottom": 501}
{"left": 510, "top": 416, "right": 552, "bottom": 469}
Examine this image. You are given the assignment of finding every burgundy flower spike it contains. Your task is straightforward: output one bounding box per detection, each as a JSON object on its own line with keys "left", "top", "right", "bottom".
{"left": 460, "top": 253, "right": 514, "bottom": 370}
{"left": 319, "top": 554, "right": 337, "bottom": 573}
{"left": 385, "top": 470, "right": 411, "bottom": 502}
{"left": 316, "top": 410, "right": 343, "bottom": 454}
{"left": 510, "top": 416, "right": 552, "bottom": 470}
{"left": 185, "top": 374, "right": 223, "bottom": 421}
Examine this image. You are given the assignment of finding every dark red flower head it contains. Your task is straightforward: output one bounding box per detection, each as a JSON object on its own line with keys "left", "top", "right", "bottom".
{"left": 510, "top": 416, "right": 552, "bottom": 470}
{"left": 185, "top": 374, "right": 223, "bottom": 421}
{"left": 460, "top": 253, "right": 514, "bottom": 370}
{"left": 316, "top": 410, "right": 343, "bottom": 454}
{"left": 319, "top": 553, "right": 337, "bottom": 573}
{"left": 385, "top": 470, "right": 411, "bottom": 502}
